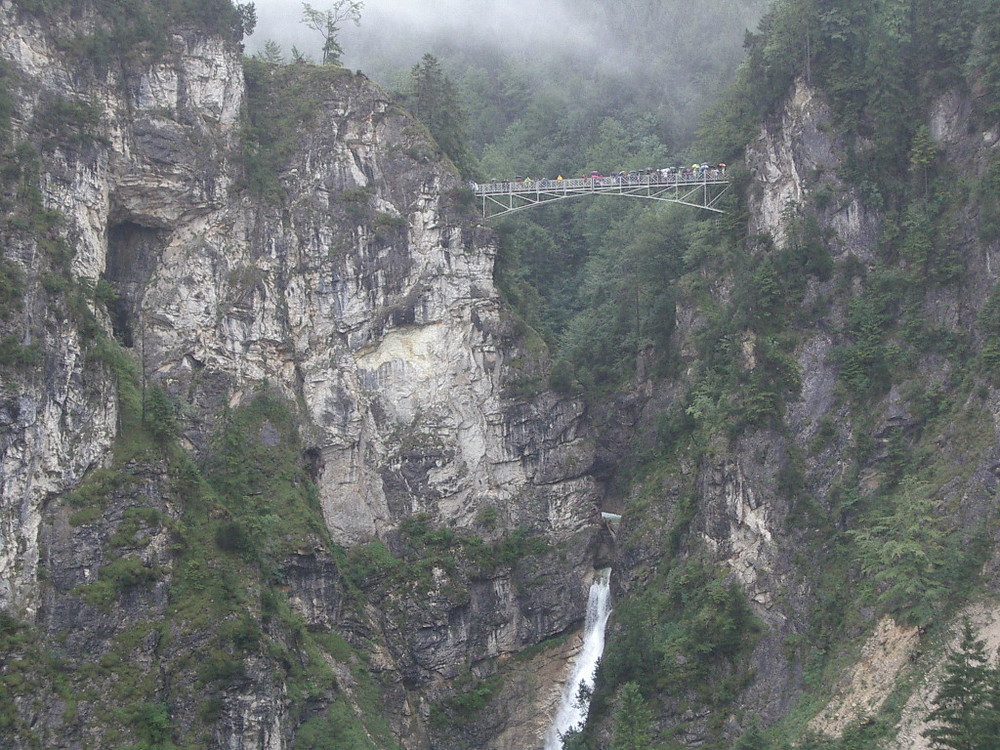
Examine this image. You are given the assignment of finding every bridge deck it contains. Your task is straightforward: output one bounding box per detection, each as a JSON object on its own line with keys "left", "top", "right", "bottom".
{"left": 473, "top": 173, "right": 730, "bottom": 217}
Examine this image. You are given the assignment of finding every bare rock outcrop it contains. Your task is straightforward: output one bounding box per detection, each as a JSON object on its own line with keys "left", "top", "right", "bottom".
{"left": 0, "top": 5, "right": 603, "bottom": 749}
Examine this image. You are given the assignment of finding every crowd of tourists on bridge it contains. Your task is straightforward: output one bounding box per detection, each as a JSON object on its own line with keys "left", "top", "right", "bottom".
{"left": 472, "top": 163, "right": 727, "bottom": 192}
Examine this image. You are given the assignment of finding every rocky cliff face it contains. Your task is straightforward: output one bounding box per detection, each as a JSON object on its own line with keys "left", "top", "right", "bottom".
{"left": 0, "top": 4, "right": 603, "bottom": 748}
{"left": 593, "top": 73, "right": 1000, "bottom": 747}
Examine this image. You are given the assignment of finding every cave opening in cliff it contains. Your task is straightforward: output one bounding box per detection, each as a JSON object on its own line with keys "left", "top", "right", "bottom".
{"left": 104, "top": 221, "right": 167, "bottom": 348}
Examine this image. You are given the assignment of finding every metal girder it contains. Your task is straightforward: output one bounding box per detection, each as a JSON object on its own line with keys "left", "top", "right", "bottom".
{"left": 475, "top": 175, "right": 731, "bottom": 218}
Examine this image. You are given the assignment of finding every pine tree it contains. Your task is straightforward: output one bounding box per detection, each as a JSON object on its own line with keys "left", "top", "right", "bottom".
{"left": 255, "top": 40, "right": 284, "bottom": 65}
{"left": 408, "top": 54, "right": 474, "bottom": 175}
{"left": 909, "top": 124, "right": 937, "bottom": 198}
{"left": 966, "top": 0, "right": 1000, "bottom": 122}
{"left": 975, "top": 658, "right": 1000, "bottom": 747}
{"left": 611, "top": 682, "right": 653, "bottom": 750}
{"left": 849, "top": 478, "right": 949, "bottom": 622}
{"left": 143, "top": 384, "right": 178, "bottom": 443}
{"left": 924, "top": 620, "right": 990, "bottom": 750}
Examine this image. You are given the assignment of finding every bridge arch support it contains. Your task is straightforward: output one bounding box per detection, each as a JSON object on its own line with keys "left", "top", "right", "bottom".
{"left": 474, "top": 174, "right": 730, "bottom": 219}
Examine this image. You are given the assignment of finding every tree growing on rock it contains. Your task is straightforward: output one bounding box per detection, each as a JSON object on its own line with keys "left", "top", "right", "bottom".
{"left": 611, "top": 682, "right": 653, "bottom": 750}
{"left": 406, "top": 53, "right": 475, "bottom": 175}
{"left": 924, "top": 619, "right": 1000, "bottom": 750}
{"left": 300, "top": 0, "right": 364, "bottom": 66}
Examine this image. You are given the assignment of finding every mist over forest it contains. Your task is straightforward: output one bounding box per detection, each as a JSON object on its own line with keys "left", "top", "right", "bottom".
{"left": 244, "top": 0, "right": 772, "bottom": 382}
{"left": 248, "top": 0, "right": 768, "bottom": 166}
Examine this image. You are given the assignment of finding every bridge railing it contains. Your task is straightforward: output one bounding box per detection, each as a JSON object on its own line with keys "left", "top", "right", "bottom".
{"left": 474, "top": 172, "right": 728, "bottom": 196}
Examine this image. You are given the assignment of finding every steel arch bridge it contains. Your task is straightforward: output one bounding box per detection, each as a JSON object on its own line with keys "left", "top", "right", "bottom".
{"left": 473, "top": 173, "right": 730, "bottom": 218}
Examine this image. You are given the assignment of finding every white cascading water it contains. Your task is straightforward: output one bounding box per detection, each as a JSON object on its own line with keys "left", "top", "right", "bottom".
{"left": 543, "top": 568, "right": 613, "bottom": 750}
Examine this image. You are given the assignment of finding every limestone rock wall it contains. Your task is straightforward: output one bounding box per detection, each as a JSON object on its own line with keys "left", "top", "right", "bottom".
{"left": 601, "top": 76, "right": 1000, "bottom": 745}
{"left": 0, "top": 1, "right": 245, "bottom": 614}
{"left": 0, "top": 5, "right": 602, "bottom": 749}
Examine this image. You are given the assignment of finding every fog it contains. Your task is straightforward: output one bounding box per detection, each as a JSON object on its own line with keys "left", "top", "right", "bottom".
{"left": 245, "top": 0, "right": 769, "bottom": 159}
{"left": 249, "top": 1, "right": 605, "bottom": 66}
{"left": 247, "top": 0, "right": 766, "bottom": 84}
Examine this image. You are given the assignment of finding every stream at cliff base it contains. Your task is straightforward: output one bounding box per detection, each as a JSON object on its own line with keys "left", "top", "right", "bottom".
{"left": 542, "top": 568, "right": 612, "bottom": 750}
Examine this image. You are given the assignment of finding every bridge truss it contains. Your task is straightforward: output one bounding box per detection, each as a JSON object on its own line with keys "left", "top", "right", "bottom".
{"left": 474, "top": 174, "right": 730, "bottom": 218}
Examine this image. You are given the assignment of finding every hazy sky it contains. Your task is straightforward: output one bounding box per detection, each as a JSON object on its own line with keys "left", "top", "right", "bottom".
{"left": 246, "top": 0, "right": 768, "bottom": 136}
{"left": 246, "top": 0, "right": 757, "bottom": 71}
{"left": 249, "top": 1, "right": 607, "bottom": 66}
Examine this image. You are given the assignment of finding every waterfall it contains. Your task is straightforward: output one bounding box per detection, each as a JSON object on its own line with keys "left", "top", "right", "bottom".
{"left": 543, "top": 568, "right": 612, "bottom": 750}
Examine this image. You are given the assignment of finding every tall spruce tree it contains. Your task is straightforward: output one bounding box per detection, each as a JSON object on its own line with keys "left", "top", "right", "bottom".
{"left": 967, "top": 0, "right": 1000, "bottom": 122}
{"left": 924, "top": 621, "right": 993, "bottom": 750}
{"left": 611, "top": 682, "right": 653, "bottom": 750}
{"left": 408, "top": 54, "right": 474, "bottom": 175}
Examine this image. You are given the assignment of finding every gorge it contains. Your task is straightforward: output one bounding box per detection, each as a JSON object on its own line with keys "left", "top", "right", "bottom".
{"left": 3, "top": 1, "right": 1000, "bottom": 749}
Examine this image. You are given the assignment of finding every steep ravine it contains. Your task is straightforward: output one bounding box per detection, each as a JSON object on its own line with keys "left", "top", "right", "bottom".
{"left": 7, "top": 3, "right": 1000, "bottom": 749}
{"left": 0, "top": 4, "right": 608, "bottom": 749}
{"left": 580, "top": 72, "right": 1000, "bottom": 748}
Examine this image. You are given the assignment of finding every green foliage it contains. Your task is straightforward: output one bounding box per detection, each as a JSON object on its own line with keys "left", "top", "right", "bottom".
{"left": 0, "top": 335, "right": 41, "bottom": 369}
{"left": 466, "top": 527, "right": 550, "bottom": 571}
{"left": 65, "top": 467, "right": 127, "bottom": 509}
{"left": 294, "top": 697, "right": 378, "bottom": 750}
{"left": 300, "top": 0, "right": 364, "bottom": 66}
{"left": 965, "top": 1, "right": 1000, "bottom": 124}
{"left": 342, "top": 540, "right": 401, "bottom": 588}
{"left": 202, "top": 390, "right": 327, "bottom": 565}
{"left": 5, "top": 377, "right": 396, "bottom": 748}
{"left": 405, "top": 53, "right": 475, "bottom": 175}
{"left": 704, "top": 0, "right": 989, "bottom": 202}
{"left": 848, "top": 477, "right": 980, "bottom": 625}
{"left": 0, "top": 59, "right": 14, "bottom": 146}
{"left": 924, "top": 620, "right": 1000, "bottom": 749}
{"left": 75, "top": 555, "right": 161, "bottom": 609}
{"left": 493, "top": 216, "right": 575, "bottom": 346}
{"left": 584, "top": 115, "right": 670, "bottom": 174}
{"left": 611, "top": 681, "right": 653, "bottom": 750}
{"left": 835, "top": 285, "right": 893, "bottom": 400}
{"left": 549, "top": 358, "right": 578, "bottom": 394}
{"left": 32, "top": 96, "right": 106, "bottom": 149}
{"left": 981, "top": 337, "right": 1000, "bottom": 382}
{"left": 255, "top": 39, "right": 285, "bottom": 64}
{"left": 429, "top": 673, "right": 503, "bottom": 730}
{"left": 68, "top": 506, "right": 103, "bottom": 526}
{"left": 372, "top": 211, "right": 407, "bottom": 241}
{"left": 558, "top": 203, "right": 689, "bottom": 394}
{"left": 0, "top": 613, "right": 46, "bottom": 737}
{"left": 361, "top": 513, "right": 552, "bottom": 590}
{"left": 975, "top": 153, "right": 1000, "bottom": 244}
{"left": 197, "top": 647, "right": 247, "bottom": 686}
{"left": 143, "top": 384, "right": 179, "bottom": 443}
{"left": 733, "top": 719, "right": 770, "bottom": 750}
{"left": 398, "top": 513, "right": 460, "bottom": 550}
{"left": 241, "top": 60, "right": 336, "bottom": 202}
{"left": 412, "top": 0, "right": 766, "bottom": 179}
{"left": 89, "top": 335, "right": 145, "bottom": 442}
{"left": 909, "top": 124, "right": 937, "bottom": 197}
{"left": 19, "top": 0, "right": 253, "bottom": 69}
{"left": 214, "top": 520, "right": 251, "bottom": 553}
{"left": 594, "top": 556, "right": 761, "bottom": 735}
{"left": 106, "top": 506, "right": 166, "bottom": 550}
{"left": 127, "top": 702, "right": 175, "bottom": 749}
